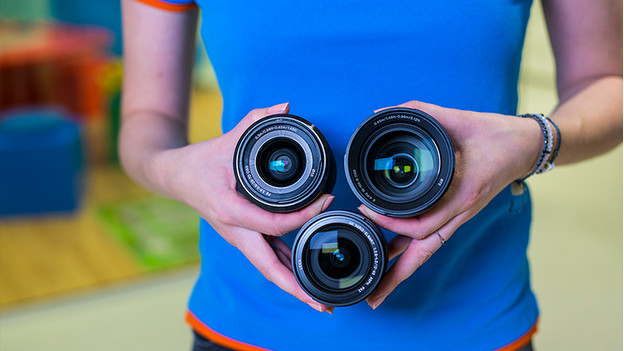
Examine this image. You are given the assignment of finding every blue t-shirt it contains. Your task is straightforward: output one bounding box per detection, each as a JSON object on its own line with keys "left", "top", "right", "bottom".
{"left": 139, "top": 0, "right": 539, "bottom": 350}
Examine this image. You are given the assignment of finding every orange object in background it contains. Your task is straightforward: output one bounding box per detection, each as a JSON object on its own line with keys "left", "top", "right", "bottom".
{"left": 0, "top": 22, "right": 112, "bottom": 120}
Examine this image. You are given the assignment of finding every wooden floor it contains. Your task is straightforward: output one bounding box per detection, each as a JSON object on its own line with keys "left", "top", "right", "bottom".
{"left": 0, "top": 166, "right": 145, "bottom": 307}
{"left": 0, "top": 89, "right": 223, "bottom": 308}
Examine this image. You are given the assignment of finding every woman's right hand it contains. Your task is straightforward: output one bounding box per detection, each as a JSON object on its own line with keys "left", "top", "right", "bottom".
{"left": 150, "top": 103, "right": 335, "bottom": 313}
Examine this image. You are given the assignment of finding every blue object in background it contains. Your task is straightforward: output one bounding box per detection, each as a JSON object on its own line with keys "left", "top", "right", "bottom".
{"left": 50, "top": 0, "right": 122, "bottom": 55}
{"left": 0, "top": 109, "right": 84, "bottom": 217}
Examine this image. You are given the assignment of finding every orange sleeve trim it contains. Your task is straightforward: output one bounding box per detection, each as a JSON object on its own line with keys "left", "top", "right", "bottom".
{"left": 494, "top": 319, "right": 539, "bottom": 351}
{"left": 186, "top": 310, "right": 269, "bottom": 351}
{"left": 134, "top": 0, "right": 197, "bottom": 12}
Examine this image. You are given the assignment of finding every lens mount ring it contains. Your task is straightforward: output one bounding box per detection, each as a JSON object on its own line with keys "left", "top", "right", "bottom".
{"left": 234, "top": 114, "right": 335, "bottom": 213}
{"left": 344, "top": 108, "right": 455, "bottom": 217}
{"left": 292, "top": 210, "right": 388, "bottom": 307}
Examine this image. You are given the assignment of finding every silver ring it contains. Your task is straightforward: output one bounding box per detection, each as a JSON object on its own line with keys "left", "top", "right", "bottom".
{"left": 435, "top": 230, "right": 446, "bottom": 245}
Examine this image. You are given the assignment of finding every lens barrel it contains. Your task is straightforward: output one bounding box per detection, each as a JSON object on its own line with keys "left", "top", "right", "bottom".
{"left": 344, "top": 108, "right": 455, "bottom": 217}
{"left": 292, "top": 210, "right": 388, "bottom": 307}
{"left": 234, "top": 114, "right": 335, "bottom": 213}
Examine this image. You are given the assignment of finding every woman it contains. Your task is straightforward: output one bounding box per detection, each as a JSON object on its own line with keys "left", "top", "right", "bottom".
{"left": 120, "top": 0, "right": 622, "bottom": 350}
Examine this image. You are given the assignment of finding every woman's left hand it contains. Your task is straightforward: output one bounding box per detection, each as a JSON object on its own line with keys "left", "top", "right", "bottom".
{"left": 360, "top": 100, "right": 543, "bottom": 309}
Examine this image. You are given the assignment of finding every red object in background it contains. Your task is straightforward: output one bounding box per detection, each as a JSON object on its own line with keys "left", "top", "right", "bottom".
{"left": 0, "top": 22, "right": 112, "bottom": 120}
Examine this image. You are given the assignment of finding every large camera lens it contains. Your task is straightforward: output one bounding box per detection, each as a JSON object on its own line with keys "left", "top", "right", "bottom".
{"left": 234, "top": 114, "right": 335, "bottom": 213}
{"left": 345, "top": 108, "right": 455, "bottom": 217}
{"left": 292, "top": 211, "right": 388, "bottom": 307}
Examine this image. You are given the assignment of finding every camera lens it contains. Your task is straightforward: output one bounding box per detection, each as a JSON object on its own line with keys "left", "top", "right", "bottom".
{"left": 234, "top": 114, "right": 335, "bottom": 213}
{"left": 345, "top": 108, "right": 455, "bottom": 217}
{"left": 292, "top": 210, "right": 388, "bottom": 307}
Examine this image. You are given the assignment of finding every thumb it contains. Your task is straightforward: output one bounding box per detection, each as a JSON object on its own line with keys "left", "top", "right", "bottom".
{"left": 228, "top": 102, "right": 290, "bottom": 139}
{"left": 396, "top": 100, "right": 448, "bottom": 117}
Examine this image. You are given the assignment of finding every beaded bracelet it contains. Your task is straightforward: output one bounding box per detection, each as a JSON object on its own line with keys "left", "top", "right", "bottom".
{"left": 545, "top": 116, "right": 561, "bottom": 164}
{"left": 519, "top": 113, "right": 555, "bottom": 180}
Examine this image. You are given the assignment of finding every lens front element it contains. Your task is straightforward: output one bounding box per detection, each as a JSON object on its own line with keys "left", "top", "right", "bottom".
{"left": 375, "top": 153, "right": 419, "bottom": 188}
{"left": 258, "top": 138, "right": 304, "bottom": 186}
{"left": 308, "top": 225, "right": 368, "bottom": 291}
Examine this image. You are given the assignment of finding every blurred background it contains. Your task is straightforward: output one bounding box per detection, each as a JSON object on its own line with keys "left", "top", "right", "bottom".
{"left": 0, "top": 1, "right": 621, "bottom": 350}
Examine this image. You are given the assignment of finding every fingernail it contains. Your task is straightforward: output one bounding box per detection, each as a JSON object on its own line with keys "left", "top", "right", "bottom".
{"left": 358, "top": 205, "right": 373, "bottom": 217}
{"left": 268, "top": 102, "right": 289, "bottom": 114}
{"left": 325, "top": 307, "right": 335, "bottom": 315}
{"left": 369, "top": 295, "right": 387, "bottom": 310}
{"left": 309, "top": 303, "right": 325, "bottom": 313}
{"left": 320, "top": 195, "right": 335, "bottom": 212}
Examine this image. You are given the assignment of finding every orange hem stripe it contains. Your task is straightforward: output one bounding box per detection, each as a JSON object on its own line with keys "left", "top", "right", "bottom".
{"left": 186, "top": 311, "right": 269, "bottom": 351}
{"left": 494, "top": 319, "right": 539, "bottom": 351}
{"left": 187, "top": 309, "right": 537, "bottom": 351}
{"left": 134, "top": 0, "right": 197, "bottom": 12}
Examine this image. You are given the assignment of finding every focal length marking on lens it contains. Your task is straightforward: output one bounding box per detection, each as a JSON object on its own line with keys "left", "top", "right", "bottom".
{"left": 349, "top": 168, "right": 376, "bottom": 202}
{"left": 373, "top": 114, "right": 420, "bottom": 126}
{"left": 254, "top": 123, "right": 299, "bottom": 140}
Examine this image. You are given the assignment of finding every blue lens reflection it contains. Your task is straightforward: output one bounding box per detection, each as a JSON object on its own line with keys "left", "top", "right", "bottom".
{"left": 269, "top": 159, "right": 288, "bottom": 172}
{"left": 333, "top": 249, "right": 345, "bottom": 262}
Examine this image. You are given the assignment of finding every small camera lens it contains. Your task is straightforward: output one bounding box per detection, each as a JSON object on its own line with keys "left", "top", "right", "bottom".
{"left": 292, "top": 211, "right": 388, "bottom": 307}
{"left": 234, "top": 114, "right": 335, "bottom": 213}
{"left": 345, "top": 108, "right": 455, "bottom": 217}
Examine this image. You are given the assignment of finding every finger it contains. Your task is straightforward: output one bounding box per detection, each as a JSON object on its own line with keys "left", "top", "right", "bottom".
{"left": 275, "top": 248, "right": 292, "bottom": 270}
{"left": 265, "top": 235, "right": 292, "bottom": 257}
{"left": 366, "top": 235, "right": 440, "bottom": 309}
{"left": 220, "top": 193, "right": 334, "bottom": 236}
{"left": 227, "top": 102, "right": 290, "bottom": 139}
{"left": 358, "top": 204, "right": 458, "bottom": 240}
{"left": 373, "top": 105, "right": 398, "bottom": 113}
{"left": 236, "top": 228, "right": 330, "bottom": 312}
{"left": 366, "top": 215, "right": 465, "bottom": 309}
{"left": 388, "top": 235, "right": 411, "bottom": 261}
{"left": 374, "top": 100, "right": 449, "bottom": 114}
{"left": 395, "top": 100, "right": 475, "bottom": 138}
{"left": 397, "top": 100, "right": 451, "bottom": 116}
{"left": 265, "top": 235, "right": 293, "bottom": 270}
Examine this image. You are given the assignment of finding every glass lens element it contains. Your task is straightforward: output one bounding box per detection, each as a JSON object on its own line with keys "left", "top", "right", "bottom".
{"left": 374, "top": 153, "right": 419, "bottom": 188}
{"left": 257, "top": 139, "right": 304, "bottom": 186}
{"left": 307, "top": 226, "right": 370, "bottom": 291}
{"left": 367, "top": 132, "right": 439, "bottom": 198}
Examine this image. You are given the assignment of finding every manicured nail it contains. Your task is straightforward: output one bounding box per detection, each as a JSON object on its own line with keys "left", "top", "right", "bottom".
{"left": 309, "top": 303, "right": 325, "bottom": 313}
{"left": 358, "top": 205, "right": 373, "bottom": 217}
{"left": 320, "top": 195, "right": 335, "bottom": 212}
{"left": 369, "top": 294, "right": 387, "bottom": 310}
{"left": 268, "top": 102, "right": 289, "bottom": 114}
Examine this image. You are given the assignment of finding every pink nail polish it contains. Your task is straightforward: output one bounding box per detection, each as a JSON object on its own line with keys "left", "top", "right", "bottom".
{"left": 321, "top": 195, "right": 335, "bottom": 212}
{"left": 370, "top": 295, "right": 387, "bottom": 309}
{"left": 269, "top": 102, "right": 289, "bottom": 114}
